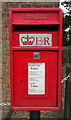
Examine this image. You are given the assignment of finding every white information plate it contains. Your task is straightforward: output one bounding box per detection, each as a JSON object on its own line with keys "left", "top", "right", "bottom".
{"left": 28, "top": 63, "right": 45, "bottom": 95}
{"left": 19, "top": 34, "right": 52, "bottom": 46}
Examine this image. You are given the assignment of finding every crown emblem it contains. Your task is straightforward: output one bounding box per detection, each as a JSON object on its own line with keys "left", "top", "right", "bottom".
{"left": 21, "top": 35, "right": 34, "bottom": 45}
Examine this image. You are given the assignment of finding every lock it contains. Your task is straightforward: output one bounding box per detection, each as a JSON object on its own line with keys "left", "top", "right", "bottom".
{"left": 34, "top": 52, "right": 40, "bottom": 59}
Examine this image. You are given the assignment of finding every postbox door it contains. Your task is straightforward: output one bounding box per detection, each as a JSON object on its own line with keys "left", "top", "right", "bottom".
{"left": 13, "top": 50, "right": 57, "bottom": 107}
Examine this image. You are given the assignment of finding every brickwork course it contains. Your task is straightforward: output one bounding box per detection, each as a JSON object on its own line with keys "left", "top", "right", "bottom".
{"left": 0, "top": 1, "right": 65, "bottom": 119}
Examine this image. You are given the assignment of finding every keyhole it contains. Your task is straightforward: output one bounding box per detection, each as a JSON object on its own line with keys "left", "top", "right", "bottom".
{"left": 20, "top": 80, "right": 23, "bottom": 83}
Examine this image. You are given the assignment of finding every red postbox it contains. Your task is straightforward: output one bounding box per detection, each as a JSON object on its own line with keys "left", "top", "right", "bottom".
{"left": 9, "top": 8, "right": 62, "bottom": 110}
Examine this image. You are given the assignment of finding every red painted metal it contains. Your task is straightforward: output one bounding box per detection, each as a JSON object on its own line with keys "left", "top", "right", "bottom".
{"left": 9, "top": 8, "right": 62, "bottom": 111}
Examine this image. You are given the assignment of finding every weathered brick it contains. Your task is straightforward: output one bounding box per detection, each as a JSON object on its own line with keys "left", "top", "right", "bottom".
{"left": 2, "top": 28, "right": 7, "bottom": 33}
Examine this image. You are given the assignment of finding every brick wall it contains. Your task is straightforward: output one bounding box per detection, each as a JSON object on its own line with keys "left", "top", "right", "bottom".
{"left": 1, "top": 2, "right": 64, "bottom": 119}
{"left": 0, "top": 2, "right": 2, "bottom": 119}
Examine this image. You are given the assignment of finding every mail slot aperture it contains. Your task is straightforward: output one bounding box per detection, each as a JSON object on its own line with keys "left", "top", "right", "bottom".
{"left": 13, "top": 25, "right": 59, "bottom": 47}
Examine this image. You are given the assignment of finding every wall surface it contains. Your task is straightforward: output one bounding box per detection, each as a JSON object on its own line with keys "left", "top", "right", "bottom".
{"left": 0, "top": 1, "right": 2, "bottom": 120}
{"left": 0, "top": 1, "right": 65, "bottom": 119}
{"left": 1, "top": 0, "right": 60, "bottom": 2}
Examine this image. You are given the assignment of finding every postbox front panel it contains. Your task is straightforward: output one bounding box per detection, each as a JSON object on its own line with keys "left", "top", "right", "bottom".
{"left": 13, "top": 51, "right": 57, "bottom": 107}
{"left": 9, "top": 8, "right": 62, "bottom": 110}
